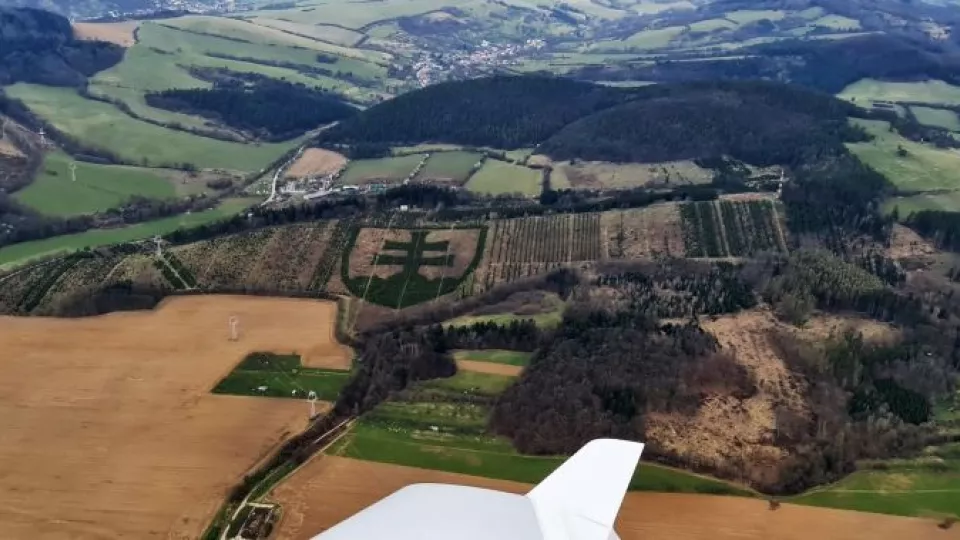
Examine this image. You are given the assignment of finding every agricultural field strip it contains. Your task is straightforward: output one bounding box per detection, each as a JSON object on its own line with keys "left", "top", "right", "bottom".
{"left": 352, "top": 213, "right": 398, "bottom": 326}
{"left": 429, "top": 223, "right": 459, "bottom": 303}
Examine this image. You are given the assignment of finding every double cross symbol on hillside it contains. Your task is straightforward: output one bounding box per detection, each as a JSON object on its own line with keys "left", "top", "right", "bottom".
{"left": 374, "top": 231, "right": 453, "bottom": 271}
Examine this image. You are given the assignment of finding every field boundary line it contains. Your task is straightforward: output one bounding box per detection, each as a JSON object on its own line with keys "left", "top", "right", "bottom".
{"left": 432, "top": 223, "right": 458, "bottom": 302}
{"left": 351, "top": 213, "right": 396, "bottom": 330}
{"left": 712, "top": 200, "right": 731, "bottom": 257}
{"left": 395, "top": 228, "right": 425, "bottom": 310}
{"left": 769, "top": 200, "right": 789, "bottom": 252}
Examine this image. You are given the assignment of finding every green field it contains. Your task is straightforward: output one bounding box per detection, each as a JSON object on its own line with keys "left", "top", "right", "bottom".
{"left": 911, "top": 106, "right": 960, "bottom": 131}
{"left": 239, "top": 0, "right": 447, "bottom": 30}
{"left": 453, "top": 349, "right": 532, "bottom": 367}
{"left": 464, "top": 159, "right": 542, "bottom": 197}
{"left": 13, "top": 151, "right": 177, "bottom": 216}
{"left": 883, "top": 192, "right": 960, "bottom": 217}
{"left": 847, "top": 119, "right": 960, "bottom": 192}
{"left": 811, "top": 14, "right": 861, "bottom": 30}
{"left": 339, "top": 154, "right": 425, "bottom": 184}
{"left": 422, "top": 370, "right": 517, "bottom": 396}
{"left": 446, "top": 310, "right": 564, "bottom": 329}
{"left": 839, "top": 79, "right": 960, "bottom": 106}
{"left": 592, "top": 26, "right": 684, "bottom": 51}
{"left": 212, "top": 352, "right": 350, "bottom": 400}
{"left": 0, "top": 197, "right": 258, "bottom": 269}
{"left": 415, "top": 151, "right": 483, "bottom": 182}
{"left": 6, "top": 84, "right": 298, "bottom": 172}
{"left": 793, "top": 468, "right": 960, "bottom": 518}
{"left": 725, "top": 9, "right": 787, "bottom": 24}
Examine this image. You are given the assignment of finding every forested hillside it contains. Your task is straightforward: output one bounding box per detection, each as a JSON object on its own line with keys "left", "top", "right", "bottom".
{"left": 538, "top": 81, "right": 865, "bottom": 165}
{"left": 316, "top": 76, "right": 631, "bottom": 149}
{"left": 145, "top": 77, "right": 358, "bottom": 141}
{"left": 575, "top": 35, "right": 960, "bottom": 94}
{"left": 0, "top": 7, "right": 123, "bottom": 87}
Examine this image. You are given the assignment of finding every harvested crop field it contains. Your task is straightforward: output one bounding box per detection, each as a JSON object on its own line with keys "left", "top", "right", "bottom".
{"left": 0, "top": 295, "right": 348, "bottom": 538}
{"left": 455, "top": 359, "right": 523, "bottom": 376}
{"left": 269, "top": 456, "right": 949, "bottom": 540}
{"left": 286, "top": 148, "right": 348, "bottom": 178}
{"left": 73, "top": 21, "right": 141, "bottom": 47}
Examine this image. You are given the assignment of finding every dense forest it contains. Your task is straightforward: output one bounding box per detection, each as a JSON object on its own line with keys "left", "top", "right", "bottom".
{"left": 317, "top": 76, "right": 631, "bottom": 149}
{"left": 538, "top": 81, "right": 865, "bottom": 166}
{"left": 573, "top": 35, "right": 960, "bottom": 94}
{"left": 0, "top": 7, "right": 123, "bottom": 87}
{"left": 145, "top": 76, "right": 357, "bottom": 141}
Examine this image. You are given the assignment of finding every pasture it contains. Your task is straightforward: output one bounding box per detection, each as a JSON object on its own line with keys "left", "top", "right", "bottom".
{"left": 213, "top": 352, "right": 351, "bottom": 400}
{"left": 338, "top": 154, "right": 425, "bottom": 184}
{"left": 0, "top": 295, "right": 347, "bottom": 538}
{"left": 0, "top": 197, "right": 258, "bottom": 269}
{"left": 464, "top": 159, "right": 542, "bottom": 197}
{"left": 13, "top": 151, "right": 176, "bottom": 216}
{"left": 839, "top": 79, "right": 960, "bottom": 106}
{"left": 847, "top": 119, "right": 960, "bottom": 192}
{"left": 415, "top": 151, "right": 483, "bottom": 183}
{"left": 5, "top": 84, "right": 298, "bottom": 171}
{"left": 910, "top": 106, "right": 960, "bottom": 131}
{"left": 884, "top": 192, "right": 960, "bottom": 216}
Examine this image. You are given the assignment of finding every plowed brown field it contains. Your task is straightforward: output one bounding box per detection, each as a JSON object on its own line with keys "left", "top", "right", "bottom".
{"left": 72, "top": 21, "right": 140, "bottom": 47}
{"left": 0, "top": 295, "right": 348, "bottom": 539}
{"left": 270, "top": 456, "right": 953, "bottom": 540}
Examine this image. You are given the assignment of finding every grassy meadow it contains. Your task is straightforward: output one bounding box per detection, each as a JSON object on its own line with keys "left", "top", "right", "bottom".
{"left": 453, "top": 349, "right": 532, "bottom": 367}
{"left": 212, "top": 352, "right": 350, "bottom": 400}
{"left": 846, "top": 119, "right": 960, "bottom": 193}
{"left": 6, "top": 84, "right": 298, "bottom": 172}
{"left": 0, "top": 197, "right": 258, "bottom": 269}
{"left": 13, "top": 151, "right": 177, "bottom": 216}
{"left": 883, "top": 192, "right": 960, "bottom": 217}
{"left": 910, "top": 106, "right": 960, "bottom": 132}
{"left": 415, "top": 151, "right": 483, "bottom": 182}
{"left": 465, "top": 159, "right": 542, "bottom": 197}
{"left": 839, "top": 79, "right": 960, "bottom": 106}
{"left": 339, "top": 154, "right": 424, "bottom": 184}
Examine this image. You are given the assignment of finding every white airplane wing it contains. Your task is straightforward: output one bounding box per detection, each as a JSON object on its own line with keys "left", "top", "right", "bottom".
{"left": 311, "top": 438, "right": 644, "bottom": 540}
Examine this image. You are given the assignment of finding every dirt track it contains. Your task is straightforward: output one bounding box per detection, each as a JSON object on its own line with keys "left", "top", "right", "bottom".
{"left": 270, "top": 456, "right": 955, "bottom": 540}
{"left": 0, "top": 295, "right": 347, "bottom": 539}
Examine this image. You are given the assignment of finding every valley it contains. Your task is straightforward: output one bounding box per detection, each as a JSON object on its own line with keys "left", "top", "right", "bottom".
{"left": 3, "top": 0, "right": 960, "bottom": 539}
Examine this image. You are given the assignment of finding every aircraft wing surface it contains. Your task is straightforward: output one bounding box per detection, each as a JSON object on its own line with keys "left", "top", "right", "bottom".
{"left": 311, "top": 439, "right": 643, "bottom": 540}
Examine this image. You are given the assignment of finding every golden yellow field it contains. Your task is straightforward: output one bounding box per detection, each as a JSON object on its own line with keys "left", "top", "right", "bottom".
{"left": 0, "top": 295, "right": 347, "bottom": 538}
{"left": 270, "top": 456, "right": 951, "bottom": 540}
{"left": 72, "top": 21, "right": 140, "bottom": 47}
{"left": 286, "top": 149, "right": 348, "bottom": 179}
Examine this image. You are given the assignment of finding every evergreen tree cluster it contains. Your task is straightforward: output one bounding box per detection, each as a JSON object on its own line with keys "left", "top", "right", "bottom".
{"left": 0, "top": 7, "right": 123, "bottom": 87}
{"left": 145, "top": 78, "right": 357, "bottom": 141}
{"left": 317, "top": 75, "right": 631, "bottom": 149}
{"left": 538, "top": 81, "right": 865, "bottom": 165}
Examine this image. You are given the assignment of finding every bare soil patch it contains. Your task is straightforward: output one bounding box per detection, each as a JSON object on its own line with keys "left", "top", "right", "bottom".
{"left": 347, "top": 228, "right": 405, "bottom": 279}
{"left": 0, "top": 296, "right": 349, "bottom": 539}
{"left": 601, "top": 204, "right": 685, "bottom": 259}
{"left": 270, "top": 456, "right": 946, "bottom": 540}
{"left": 73, "top": 21, "right": 140, "bottom": 47}
{"left": 649, "top": 309, "right": 900, "bottom": 487}
{"left": 416, "top": 229, "right": 481, "bottom": 280}
{"left": 456, "top": 359, "right": 522, "bottom": 376}
{"left": 0, "top": 136, "right": 24, "bottom": 158}
{"left": 286, "top": 149, "right": 347, "bottom": 179}
{"left": 887, "top": 224, "right": 936, "bottom": 260}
